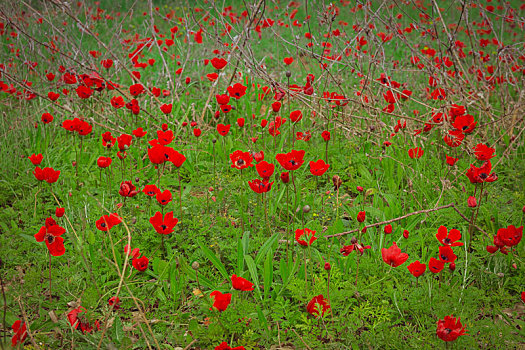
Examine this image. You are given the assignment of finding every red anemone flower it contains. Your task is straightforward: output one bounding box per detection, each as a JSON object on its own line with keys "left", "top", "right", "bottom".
{"left": 452, "top": 114, "right": 476, "bottom": 133}
{"left": 408, "top": 147, "right": 424, "bottom": 159}
{"left": 231, "top": 274, "right": 254, "bottom": 291}
{"left": 68, "top": 306, "right": 99, "bottom": 333}
{"left": 156, "top": 189, "right": 173, "bottom": 206}
{"left": 211, "top": 57, "right": 228, "bottom": 70}
{"left": 28, "top": 153, "right": 43, "bottom": 165}
{"left": 444, "top": 130, "right": 465, "bottom": 147}
{"left": 276, "top": 150, "right": 305, "bottom": 171}
{"left": 295, "top": 228, "right": 317, "bottom": 246}
{"left": 256, "top": 161, "right": 275, "bottom": 179}
{"left": 248, "top": 179, "right": 274, "bottom": 193}
{"left": 97, "top": 156, "right": 112, "bottom": 168}
{"left": 217, "top": 123, "right": 231, "bottom": 136}
{"left": 117, "top": 134, "right": 133, "bottom": 151}
{"left": 149, "top": 211, "right": 178, "bottom": 235}
{"left": 381, "top": 242, "right": 408, "bottom": 267}
{"left": 428, "top": 257, "right": 445, "bottom": 273}
{"left": 436, "top": 226, "right": 463, "bottom": 246}
{"left": 445, "top": 155, "right": 458, "bottom": 166}
{"left": 289, "top": 110, "right": 303, "bottom": 123}
{"left": 160, "top": 103, "right": 172, "bottom": 114}
{"left": 34, "top": 217, "right": 66, "bottom": 256}
{"left": 142, "top": 184, "right": 160, "bottom": 197}
{"left": 321, "top": 131, "right": 331, "bottom": 141}
{"left": 41, "top": 112, "right": 54, "bottom": 124}
{"left": 438, "top": 246, "right": 457, "bottom": 263}
{"left": 227, "top": 83, "right": 247, "bottom": 99}
{"left": 436, "top": 315, "right": 467, "bottom": 342}
{"left": 216, "top": 94, "right": 230, "bottom": 105}
{"left": 133, "top": 127, "right": 147, "bottom": 138}
{"left": 306, "top": 295, "right": 330, "bottom": 318}
{"left": 95, "top": 213, "right": 122, "bottom": 232}
{"left": 407, "top": 260, "right": 426, "bottom": 278}
{"left": 230, "top": 150, "right": 254, "bottom": 170}
{"left": 473, "top": 143, "right": 495, "bottom": 161}
{"left": 465, "top": 161, "right": 497, "bottom": 184}
{"left": 11, "top": 320, "right": 28, "bottom": 347}
{"left": 496, "top": 225, "right": 523, "bottom": 247}
{"left": 132, "top": 256, "right": 149, "bottom": 271}
{"left": 309, "top": 159, "right": 330, "bottom": 176}
{"left": 119, "top": 181, "right": 138, "bottom": 197}
{"left": 215, "top": 342, "right": 245, "bottom": 350}
{"left": 210, "top": 291, "right": 232, "bottom": 312}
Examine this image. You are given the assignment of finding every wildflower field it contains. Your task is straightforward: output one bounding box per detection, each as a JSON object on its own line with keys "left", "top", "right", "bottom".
{"left": 1, "top": 0, "right": 524, "bottom": 349}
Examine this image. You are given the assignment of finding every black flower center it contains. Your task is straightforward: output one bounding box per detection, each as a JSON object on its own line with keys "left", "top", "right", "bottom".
{"left": 161, "top": 225, "right": 167, "bottom": 230}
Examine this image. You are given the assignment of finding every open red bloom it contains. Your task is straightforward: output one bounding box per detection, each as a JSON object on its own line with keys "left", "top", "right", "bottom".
{"left": 210, "top": 291, "right": 232, "bottom": 312}
{"left": 217, "top": 123, "right": 231, "bottom": 136}
{"left": 445, "top": 155, "right": 458, "bottom": 166}
{"left": 119, "top": 181, "right": 138, "bottom": 197}
{"left": 307, "top": 295, "right": 330, "bottom": 318}
{"left": 428, "top": 257, "right": 445, "bottom": 273}
{"left": 289, "top": 110, "right": 303, "bottom": 123}
{"left": 309, "top": 159, "right": 330, "bottom": 176}
{"left": 215, "top": 342, "right": 245, "bottom": 350}
{"left": 216, "top": 94, "right": 230, "bottom": 105}
{"left": 438, "top": 246, "right": 457, "bottom": 263}
{"left": 381, "top": 242, "right": 408, "bottom": 267}
{"left": 321, "top": 130, "right": 331, "bottom": 141}
{"left": 97, "top": 156, "right": 112, "bottom": 168}
{"left": 473, "top": 143, "right": 495, "bottom": 161}
{"left": 407, "top": 260, "right": 426, "bottom": 278}
{"left": 248, "top": 179, "right": 273, "bottom": 193}
{"left": 28, "top": 153, "right": 43, "bottom": 165}
{"left": 436, "top": 226, "right": 463, "bottom": 246}
{"left": 276, "top": 150, "right": 305, "bottom": 171}
{"left": 452, "top": 114, "right": 476, "bottom": 133}
{"left": 230, "top": 150, "right": 254, "bottom": 170}
{"left": 143, "top": 184, "right": 160, "bottom": 197}
{"left": 117, "top": 134, "right": 133, "bottom": 151}
{"left": 256, "top": 161, "right": 275, "bottom": 179}
{"left": 340, "top": 241, "right": 371, "bottom": 256}
{"left": 295, "top": 228, "right": 317, "bottom": 246}
{"left": 133, "top": 127, "right": 147, "bottom": 138}
{"left": 156, "top": 189, "right": 173, "bottom": 206}
{"left": 132, "top": 256, "right": 149, "bottom": 271}
{"left": 496, "top": 225, "right": 523, "bottom": 247}
{"left": 149, "top": 211, "right": 178, "bottom": 235}
{"left": 95, "top": 213, "right": 122, "bottom": 232}
{"left": 211, "top": 57, "right": 228, "bottom": 70}
{"left": 68, "top": 306, "right": 100, "bottom": 333}
{"left": 33, "top": 167, "right": 60, "bottom": 183}
{"left": 227, "top": 83, "right": 247, "bottom": 99}
{"left": 231, "top": 274, "right": 254, "bottom": 291}
{"left": 34, "top": 217, "right": 66, "bottom": 256}
{"left": 444, "top": 129, "right": 464, "bottom": 147}
{"left": 11, "top": 320, "right": 27, "bottom": 347}
{"left": 408, "top": 147, "right": 424, "bottom": 159}
{"left": 465, "top": 161, "right": 497, "bottom": 184}
{"left": 41, "top": 112, "right": 54, "bottom": 124}
{"left": 160, "top": 103, "right": 172, "bottom": 114}
{"left": 436, "top": 315, "right": 467, "bottom": 342}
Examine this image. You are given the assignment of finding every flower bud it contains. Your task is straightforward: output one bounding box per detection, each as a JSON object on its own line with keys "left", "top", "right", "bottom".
{"left": 384, "top": 224, "right": 393, "bottom": 234}
{"left": 191, "top": 261, "right": 200, "bottom": 270}
{"left": 357, "top": 211, "right": 366, "bottom": 223}
{"left": 285, "top": 71, "right": 291, "bottom": 78}
{"left": 303, "top": 205, "right": 311, "bottom": 213}
{"left": 55, "top": 207, "right": 65, "bottom": 217}
{"left": 467, "top": 196, "right": 477, "bottom": 208}
{"left": 324, "top": 262, "right": 331, "bottom": 271}
{"left": 280, "top": 172, "right": 290, "bottom": 184}
{"left": 357, "top": 186, "right": 364, "bottom": 192}
{"left": 449, "top": 262, "right": 456, "bottom": 272}
{"left": 403, "top": 229, "right": 409, "bottom": 239}
{"left": 332, "top": 175, "right": 342, "bottom": 190}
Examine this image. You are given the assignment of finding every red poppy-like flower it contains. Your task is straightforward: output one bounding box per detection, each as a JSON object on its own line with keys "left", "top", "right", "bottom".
{"left": 148, "top": 145, "right": 174, "bottom": 165}
{"left": 444, "top": 130, "right": 465, "bottom": 147}
{"left": 129, "top": 83, "right": 144, "bottom": 96}
{"left": 289, "top": 110, "right": 303, "bottom": 123}
{"left": 436, "top": 225, "right": 463, "bottom": 247}
{"left": 473, "top": 143, "right": 495, "bottom": 161}
{"left": 452, "top": 114, "right": 476, "bottom": 133}
{"left": 76, "top": 85, "right": 93, "bottom": 99}
{"left": 283, "top": 57, "right": 294, "bottom": 65}
{"left": 521, "top": 292, "right": 525, "bottom": 304}
{"left": 108, "top": 296, "right": 120, "bottom": 310}
{"left": 230, "top": 150, "right": 254, "bottom": 170}
{"left": 253, "top": 151, "right": 264, "bottom": 163}
{"left": 321, "top": 130, "right": 331, "bottom": 141}
{"left": 117, "top": 134, "right": 133, "bottom": 151}
{"left": 357, "top": 211, "right": 366, "bottom": 223}
{"left": 132, "top": 256, "right": 149, "bottom": 271}
{"left": 271, "top": 101, "right": 281, "bottom": 112}
{"left": 150, "top": 211, "right": 178, "bottom": 235}
{"left": 237, "top": 118, "right": 245, "bottom": 127}
{"left": 381, "top": 242, "right": 408, "bottom": 267}
{"left": 217, "top": 124, "right": 231, "bottom": 136}
{"left": 496, "top": 225, "right": 523, "bottom": 247}
{"left": 231, "top": 274, "right": 254, "bottom": 291}
{"left": 280, "top": 172, "right": 290, "bottom": 183}
{"left": 68, "top": 306, "right": 99, "bottom": 333}
{"left": 206, "top": 73, "right": 218, "bottom": 81}
{"left": 124, "top": 244, "right": 140, "bottom": 259}
{"left": 156, "top": 189, "right": 173, "bottom": 206}
{"left": 215, "top": 342, "right": 245, "bottom": 350}
{"left": 227, "top": 83, "right": 247, "bottom": 99}
{"left": 193, "top": 128, "right": 202, "bottom": 137}
{"left": 211, "top": 57, "right": 228, "bottom": 70}
{"left": 438, "top": 246, "right": 457, "bottom": 263}
{"left": 111, "top": 96, "right": 125, "bottom": 109}
{"left": 54, "top": 207, "right": 65, "bottom": 218}
{"left": 119, "top": 181, "right": 138, "bottom": 197}
{"left": 41, "top": 112, "right": 54, "bottom": 124}
{"left": 408, "top": 147, "right": 424, "bottom": 159}
{"left": 248, "top": 179, "right": 274, "bottom": 193}
{"left": 465, "top": 161, "right": 497, "bottom": 184}
{"left": 142, "top": 184, "right": 160, "bottom": 197}
{"left": 340, "top": 241, "right": 371, "bottom": 256}
{"left": 307, "top": 295, "right": 330, "bottom": 318}
{"left": 33, "top": 167, "right": 61, "bottom": 183}
{"left": 34, "top": 217, "right": 66, "bottom": 256}
{"left": 216, "top": 94, "right": 230, "bottom": 105}
{"left": 467, "top": 196, "right": 477, "bottom": 207}
{"left": 428, "top": 257, "right": 445, "bottom": 273}
{"left": 11, "top": 320, "right": 27, "bottom": 347}
{"left": 384, "top": 224, "right": 393, "bottom": 234}
{"left": 295, "top": 228, "right": 317, "bottom": 246}
{"left": 160, "top": 103, "right": 172, "bottom": 114}
{"left": 445, "top": 155, "right": 458, "bottom": 166}
{"left": 309, "top": 159, "right": 330, "bottom": 176}
{"left": 97, "top": 156, "right": 112, "bottom": 168}
{"left": 276, "top": 150, "right": 305, "bottom": 171}
{"left": 256, "top": 161, "right": 275, "bottom": 179}
{"left": 436, "top": 315, "right": 467, "bottom": 342}
{"left": 133, "top": 127, "right": 147, "bottom": 138}
{"left": 95, "top": 213, "right": 122, "bottom": 231}
{"left": 210, "top": 291, "right": 232, "bottom": 312}
{"left": 101, "top": 59, "right": 113, "bottom": 69}
{"left": 407, "top": 260, "right": 426, "bottom": 278}
{"left": 28, "top": 153, "right": 43, "bottom": 165}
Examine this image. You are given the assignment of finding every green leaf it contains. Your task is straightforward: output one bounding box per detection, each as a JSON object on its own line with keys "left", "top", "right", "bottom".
{"left": 198, "top": 242, "right": 229, "bottom": 281}
{"left": 255, "top": 233, "right": 278, "bottom": 266}
{"left": 245, "top": 255, "right": 262, "bottom": 301}
{"left": 263, "top": 249, "right": 273, "bottom": 300}
{"left": 114, "top": 316, "right": 124, "bottom": 344}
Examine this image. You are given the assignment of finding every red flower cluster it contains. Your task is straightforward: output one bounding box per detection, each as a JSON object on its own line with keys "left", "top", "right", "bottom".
{"left": 34, "top": 217, "right": 66, "bottom": 256}
{"left": 33, "top": 166, "right": 60, "bottom": 183}
{"left": 487, "top": 225, "right": 523, "bottom": 254}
